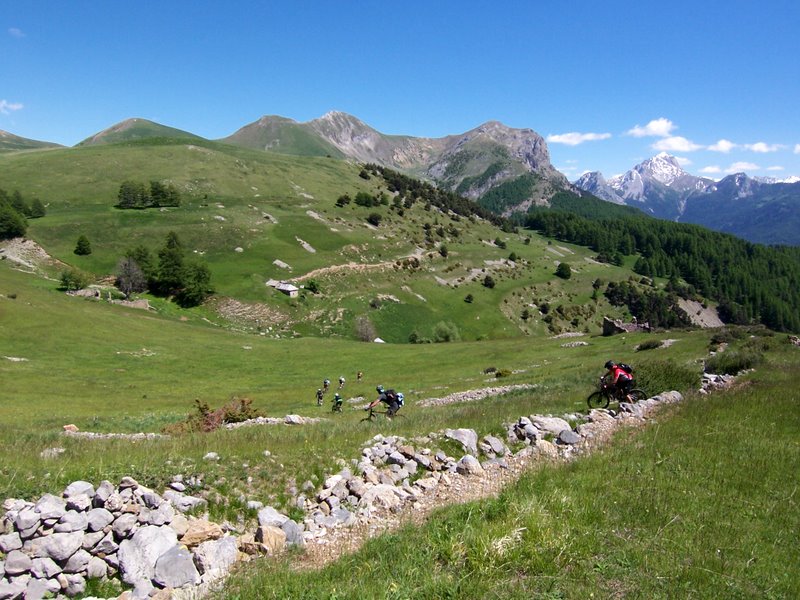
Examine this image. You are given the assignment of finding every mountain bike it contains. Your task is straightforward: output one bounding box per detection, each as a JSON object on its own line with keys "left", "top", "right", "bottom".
{"left": 360, "top": 404, "right": 403, "bottom": 422}
{"left": 587, "top": 377, "right": 647, "bottom": 409}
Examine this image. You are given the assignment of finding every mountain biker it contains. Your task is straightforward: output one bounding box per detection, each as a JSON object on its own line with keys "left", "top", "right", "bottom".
{"left": 332, "top": 393, "right": 343, "bottom": 412}
{"left": 323, "top": 378, "right": 330, "bottom": 392}
{"left": 338, "top": 376, "right": 345, "bottom": 389}
{"left": 605, "top": 360, "right": 634, "bottom": 401}
{"left": 315, "top": 388, "right": 324, "bottom": 406}
{"left": 367, "top": 385, "right": 402, "bottom": 416}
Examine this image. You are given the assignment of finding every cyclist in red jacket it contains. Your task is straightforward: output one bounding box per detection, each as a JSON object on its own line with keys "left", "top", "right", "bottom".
{"left": 605, "top": 360, "right": 634, "bottom": 401}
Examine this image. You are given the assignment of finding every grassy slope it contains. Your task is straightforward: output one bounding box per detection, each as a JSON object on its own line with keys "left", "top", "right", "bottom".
{"left": 220, "top": 343, "right": 800, "bottom": 599}
{"left": 0, "top": 256, "right": 711, "bottom": 505}
{"left": 0, "top": 140, "right": 635, "bottom": 342}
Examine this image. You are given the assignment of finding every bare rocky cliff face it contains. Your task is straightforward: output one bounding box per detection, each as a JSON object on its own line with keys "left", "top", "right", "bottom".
{"left": 222, "top": 112, "right": 569, "bottom": 212}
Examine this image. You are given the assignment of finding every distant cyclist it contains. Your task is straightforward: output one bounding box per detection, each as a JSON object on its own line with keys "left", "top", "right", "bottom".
{"left": 604, "top": 360, "right": 634, "bottom": 402}
{"left": 332, "top": 393, "right": 343, "bottom": 412}
{"left": 323, "top": 378, "right": 330, "bottom": 392}
{"left": 338, "top": 375, "right": 345, "bottom": 390}
{"left": 315, "top": 388, "right": 324, "bottom": 406}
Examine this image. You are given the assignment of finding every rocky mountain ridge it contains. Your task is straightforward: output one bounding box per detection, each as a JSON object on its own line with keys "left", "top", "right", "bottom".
{"left": 223, "top": 111, "right": 569, "bottom": 212}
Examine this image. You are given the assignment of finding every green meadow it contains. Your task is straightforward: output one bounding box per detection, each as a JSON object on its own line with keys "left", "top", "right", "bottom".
{"left": 1, "top": 138, "right": 798, "bottom": 598}
{"left": 220, "top": 343, "right": 800, "bottom": 599}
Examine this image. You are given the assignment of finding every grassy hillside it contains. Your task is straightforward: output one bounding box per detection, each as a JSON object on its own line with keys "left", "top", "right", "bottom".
{"left": 220, "top": 341, "right": 800, "bottom": 599}
{"left": 0, "top": 254, "right": 715, "bottom": 505}
{"left": 0, "top": 139, "right": 641, "bottom": 343}
{"left": 77, "top": 118, "right": 205, "bottom": 146}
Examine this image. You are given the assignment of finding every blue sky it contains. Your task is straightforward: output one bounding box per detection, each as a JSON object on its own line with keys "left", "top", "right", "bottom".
{"left": 2, "top": 1, "right": 799, "bottom": 180}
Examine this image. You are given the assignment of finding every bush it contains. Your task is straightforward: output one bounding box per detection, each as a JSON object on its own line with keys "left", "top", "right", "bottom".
{"left": 482, "top": 275, "right": 496, "bottom": 289}
{"left": 355, "top": 315, "right": 377, "bottom": 342}
{"left": 634, "top": 360, "right": 701, "bottom": 396}
{"left": 495, "top": 369, "right": 512, "bottom": 378}
{"left": 636, "top": 339, "right": 663, "bottom": 352}
{"left": 705, "top": 349, "right": 763, "bottom": 375}
{"left": 433, "top": 321, "right": 461, "bottom": 343}
{"left": 464, "top": 294, "right": 474, "bottom": 303}
{"left": 367, "top": 213, "right": 382, "bottom": 227}
{"left": 163, "top": 397, "right": 261, "bottom": 434}
{"left": 59, "top": 269, "right": 90, "bottom": 291}
{"left": 555, "top": 262, "right": 572, "bottom": 279}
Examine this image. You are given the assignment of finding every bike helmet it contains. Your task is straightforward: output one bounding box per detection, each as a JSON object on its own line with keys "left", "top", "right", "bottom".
{"left": 334, "top": 393, "right": 341, "bottom": 400}
{"left": 604, "top": 360, "right": 615, "bottom": 370}
{"left": 376, "top": 385, "right": 384, "bottom": 393}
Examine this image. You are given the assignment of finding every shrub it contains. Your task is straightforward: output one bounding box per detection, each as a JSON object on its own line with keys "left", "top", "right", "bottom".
{"left": 705, "top": 349, "right": 763, "bottom": 375}
{"left": 482, "top": 275, "right": 496, "bottom": 289}
{"left": 59, "top": 269, "right": 90, "bottom": 291}
{"left": 305, "top": 279, "right": 320, "bottom": 294}
{"left": 634, "top": 360, "right": 701, "bottom": 396}
{"left": 555, "top": 263, "right": 571, "bottom": 279}
{"left": 464, "top": 294, "right": 474, "bottom": 303}
{"left": 163, "top": 397, "right": 261, "bottom": 434}
{"left": 495, "top": 369, "right": 512, "bottom": 378}
{"left": 636, "top": 339, "right": 663, "bottom": 352}
{"left": 355, "top": 315, "right": 377, "bottom": 342}
{"left": 433, "top": 321, "right": 461, "bottom": 343}
{"left": 367, "top": 213, "right": 382, "bottom": 227}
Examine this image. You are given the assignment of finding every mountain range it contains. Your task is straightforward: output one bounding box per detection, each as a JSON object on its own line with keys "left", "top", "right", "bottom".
{"left": 3, "top": 114, "right": 800, "bottom": 245}
{"left": 573, "top": 152, "right": 800, "bottom": 245}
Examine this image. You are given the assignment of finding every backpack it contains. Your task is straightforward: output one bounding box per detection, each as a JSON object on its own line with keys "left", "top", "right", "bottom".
{"left": 618, "top": 363, "right": 634, "bottom": 374}
{"left": 396, "top": 392, "right": 404, "bottom": 406}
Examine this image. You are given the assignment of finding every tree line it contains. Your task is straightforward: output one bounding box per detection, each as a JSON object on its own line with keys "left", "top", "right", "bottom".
{"left": 116, "top": 180, "right": 181, "bottom": 209}
{"left": 525, "top": 196, "right": 800, "bottom": 332}
{"left": 361, "top": 164, "right": 510, "bottom": 229}
{"left": 0, "top": 188, "right": 46, "bottom": 240}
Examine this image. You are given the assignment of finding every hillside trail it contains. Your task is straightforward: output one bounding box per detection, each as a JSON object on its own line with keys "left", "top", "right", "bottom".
{"left": 288, "top": 248, "right": 426, "bottom": 283}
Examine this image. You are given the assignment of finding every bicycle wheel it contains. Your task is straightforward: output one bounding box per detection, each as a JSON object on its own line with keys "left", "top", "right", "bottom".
{"left": 587, "top": 391, "right": 609, "bottom": 409}
{"left": 628, "top": 389, "right": 647, "bottom": 403}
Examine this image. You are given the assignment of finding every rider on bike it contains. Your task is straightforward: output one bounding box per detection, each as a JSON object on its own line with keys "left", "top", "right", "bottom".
{"left": 367, "top": 385, "right": 402, "bottom": 416}
{"left": 605, "top": 360, "right": 634, "bottom": 402}
{"left": 332, "top": 393, "right": 343, "bottom": 412}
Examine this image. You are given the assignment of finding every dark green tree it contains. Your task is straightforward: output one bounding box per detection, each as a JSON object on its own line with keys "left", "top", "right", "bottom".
{"left": 0, "top": 205, "right": 27, "bottom": 239}
{"left": 555, "top": 263, "right": 572, "bottom": 279}
{"left": 29, "top": 198, "right": 46, "bottom": 218}
{"left": 74, "top": 235, "right": 92, "bottom": 256}
{"left": 156, "top": 231, "right": 185, "bottom": 295}
{"left": 175, "top": 262, "right": 212, "bottom": 307}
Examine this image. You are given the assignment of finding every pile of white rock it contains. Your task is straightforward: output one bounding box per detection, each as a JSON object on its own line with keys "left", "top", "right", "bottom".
{"left": 0, "top": 477, "right": 253, "bottom": 599}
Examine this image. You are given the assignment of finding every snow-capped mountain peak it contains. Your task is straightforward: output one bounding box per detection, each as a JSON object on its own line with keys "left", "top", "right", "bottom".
{"left": 634, "top": 152, "right": 685, "bottom": 186}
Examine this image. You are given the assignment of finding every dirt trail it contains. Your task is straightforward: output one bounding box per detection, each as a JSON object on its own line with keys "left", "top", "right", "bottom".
{"left": 289, "top": 249, "right": 425, "bottom": 283}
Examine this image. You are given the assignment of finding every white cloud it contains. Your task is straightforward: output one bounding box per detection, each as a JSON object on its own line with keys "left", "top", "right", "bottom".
{"left": 726, "top": 161, "right": 759, "bottom": 173}
{"left": 707, "top": 139, "right": 737, "bottom": 153}
{"left": 744, "top": 142, "right": 783, "bottom": 153}
{"left": 652, "top": 136, "right": 702, "bottom": 152}
{"left": 674, "top": 156, "right": 692, "bottom": 166}
{"left": 795, "top": 144, "right": 800, "bottom": 154}
{"left": 546, "top": 132, "right": 612, "bottom": 146}
{"left": 0, "top": 100, "right": 24, "bottom": 115}
{"left": 699, "top": 166, "right": 721, "bottom": 174}
{"left": 766, "top": 166, "right": 784, "bottom": 171}
{"left": 8, "top": 28, "right": 25, "bottom": 38}
{"left": 626, "top": 117, "right": 675, "bottom": 138}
